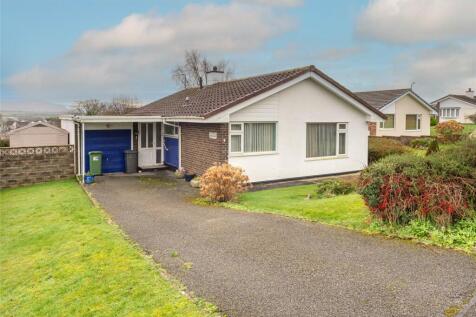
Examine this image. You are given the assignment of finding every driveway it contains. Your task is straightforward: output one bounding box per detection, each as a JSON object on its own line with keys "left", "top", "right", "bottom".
{"left": 87, "top": 174, "right": 476, "bottom": 317}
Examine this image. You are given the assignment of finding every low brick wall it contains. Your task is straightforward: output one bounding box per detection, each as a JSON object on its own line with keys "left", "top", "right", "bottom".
{"left": 0, "top": 145, "right": 75, "bottom": 189}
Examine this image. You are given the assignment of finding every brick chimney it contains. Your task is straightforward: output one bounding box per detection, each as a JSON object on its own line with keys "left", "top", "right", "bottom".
{"left": 465, "top": 88, "right": 474, "bottom": 98}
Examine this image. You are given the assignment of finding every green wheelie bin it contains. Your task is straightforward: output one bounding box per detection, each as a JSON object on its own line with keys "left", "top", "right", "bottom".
{"left": 88, "top": 151, "right": 103, "bottom": 175}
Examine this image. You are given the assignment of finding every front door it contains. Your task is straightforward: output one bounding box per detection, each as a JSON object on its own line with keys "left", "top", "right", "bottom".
{"left": 138, "top": 122, "right": 162, "bottom": 167}
{"left": 164, "top": 123, "right": 180, "bottom": 168}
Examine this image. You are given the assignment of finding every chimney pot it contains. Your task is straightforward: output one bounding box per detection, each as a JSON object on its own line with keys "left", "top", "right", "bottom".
{"left": 465, "top": 88, "right": 474, "bottom": 98}
{"left": 206, "top": 66, "right": 225, "bottom": 85}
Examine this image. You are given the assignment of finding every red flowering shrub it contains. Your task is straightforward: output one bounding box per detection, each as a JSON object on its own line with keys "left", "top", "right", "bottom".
{"left": 361, "top": 173, "right": 473, "bottom": 226}
{"left": 360, "top": 142, "right": 476, "bottom": 226}
{"left": 200, "top": 163, "right": 250, "bottom": 202}
{"left": 435, "top": 120, "right": 464, "bottom": 142}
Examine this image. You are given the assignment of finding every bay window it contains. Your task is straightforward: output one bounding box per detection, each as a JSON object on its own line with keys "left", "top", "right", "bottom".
{"left": 379, "top": 114, "right": 394, "bottom": 129}
{"left": 405, "top": 114, "right": 421, "bottom": 130}
{"left": 230, "top": 122, "right": 276, "bottom": 154}
{"left": 306, "top": 123, "right": 347, "bottom": 158}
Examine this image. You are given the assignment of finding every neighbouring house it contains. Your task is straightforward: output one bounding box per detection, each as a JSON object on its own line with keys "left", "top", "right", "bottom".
{"left": 8, "top": 121, "right": 69, "bottom": 147}
{"left": 61, "top": 65, "right": 385, "bottom": 182}
{"left": 355, "top": 88, "right": 436, "bottom": 137}
{"left": 431, "top": 88, "right": 476, "bottom": 124}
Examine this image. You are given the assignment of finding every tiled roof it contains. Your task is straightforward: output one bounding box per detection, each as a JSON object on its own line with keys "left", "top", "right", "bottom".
{"left": 129, "top": 65, "right": 384, "bottom": 118}
{"left": 354, "top": 89, "right": 410, "bottom": 110}
{"left": 447, "top": 94, "right": 476, "bottom": 106}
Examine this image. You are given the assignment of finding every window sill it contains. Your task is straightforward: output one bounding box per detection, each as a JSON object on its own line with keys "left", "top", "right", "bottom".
{"left": 305, "top": 155, "right": 348, "bottom": 161}
{"left": 379, "top": 127, "right": 395, "bottom": 130}
{"left": 404, "top": 129, "right": 421, "bottom": 132}
{"left": 229, "top": 151, "right": 278, "bottom": 158}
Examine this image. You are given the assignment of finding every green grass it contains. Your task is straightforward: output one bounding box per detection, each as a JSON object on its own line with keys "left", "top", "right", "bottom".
{"left": 200, "top": 183, "right": 476, "bottom": 254}
{"left": 216, "top": 185, "right": 370, "bottom": 230}
{"left": 463, "top": 123, "right": 476, "bottom": 135}
{"left": 0, "top": 180, "right": 218, "bottom": 317}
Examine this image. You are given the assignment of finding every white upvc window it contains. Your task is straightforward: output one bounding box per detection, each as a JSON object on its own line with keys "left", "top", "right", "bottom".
{"left": 405, "top": 114, "right": 421, "bottom": 131}
{"left": 379, "top": 114, "right": 395, "bottom": 129}
{"left": 440, "top": 108, "right": 460, "bottom": 118}
{"left": 306, "top": 122, "right": 347, "bottom": 159}
{"left": 229, "top": 122, "right": 277, "bottom": 155}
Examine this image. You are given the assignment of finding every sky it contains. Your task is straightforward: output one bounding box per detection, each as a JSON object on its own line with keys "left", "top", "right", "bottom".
{"left": 1, "top": 0, "right": 475, "bottom": 113}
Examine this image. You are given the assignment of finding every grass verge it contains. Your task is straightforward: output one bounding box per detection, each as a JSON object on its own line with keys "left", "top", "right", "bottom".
{"left": 196, "top": 183, "right": 475, "bottom": 254}
{"left": 0, "top": 179, "right": 218, "bottom": 316}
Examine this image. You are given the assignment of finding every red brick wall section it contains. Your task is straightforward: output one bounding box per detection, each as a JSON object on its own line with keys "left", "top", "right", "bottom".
{"left": 0, "top": 145, "right": 75, "bottom": 189}
{"left": 180, "top": 123, "right": 228, "bottom": 175}
{"left": 368, "top": 122, "right": 377, "bottom": 136}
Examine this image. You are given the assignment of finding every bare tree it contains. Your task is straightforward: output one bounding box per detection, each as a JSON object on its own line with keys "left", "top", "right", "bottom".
{"left": 72, "top": 99, "right": 107, "bottom": 115}
{"left": 72, "top": 96, "right": 139, "bottom": 115}
{"left": 105, "top": 96, "right": 140, "bottom": 115}
{"left": 172, "top": 49, "right": 234, "bottom": 89}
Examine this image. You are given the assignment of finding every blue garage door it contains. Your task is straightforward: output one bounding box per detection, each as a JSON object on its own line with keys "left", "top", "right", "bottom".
{"left": 85, "top": 130, "right": 131, "bottom": 173}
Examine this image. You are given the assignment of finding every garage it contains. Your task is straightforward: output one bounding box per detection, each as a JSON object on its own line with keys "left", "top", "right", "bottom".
{"left": 84, "top": 130, "right": 131, "bottom": 173}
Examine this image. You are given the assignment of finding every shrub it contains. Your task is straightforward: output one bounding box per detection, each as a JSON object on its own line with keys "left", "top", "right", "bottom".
{"left": 466, "top": 113, "right": 476, "bottom": 124}
{"left": 360, "top": 144, "right": 476, "bottom": 226}
{"left": 368, "top": 137, "right": 408, "bottom": 163}
{"left": 425, "top": 139, "right": 439, "bottom": 156}
{"left": 435, "top": 120, "right": 464, "bottom": 142}
{"left": 200, "top": 163, "right": 250, "bottom": 202}
{"left": 430, "top": 116, "right": 438, "bottom": 126}
{"left": 315, "top": 179, "right": 355, "bottom": 198}
{"left": 432, "top": 138, "right": 476, "bottom": 169}
{"left": 410, "top": 137, "right": 433, "bottom": 149}
{"left": 0, "top": 139, "right": 9, "bottom": 147}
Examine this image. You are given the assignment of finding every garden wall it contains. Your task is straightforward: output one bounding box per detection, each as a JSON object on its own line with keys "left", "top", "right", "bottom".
{"left": 0, "top": 145, "right": 75, "bottom": 189}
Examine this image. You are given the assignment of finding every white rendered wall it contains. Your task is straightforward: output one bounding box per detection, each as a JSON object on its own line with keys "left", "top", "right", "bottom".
{"left": 228, "top": 79, "right": 369, "bottom": 182}
{"left": 61, "top": 119, "right": 75, "bottom": 145}
{"left": 438, "top": 98, "right": 476, "bottom": 124}
{"left": 10, "top": 126, "right": 68, "bottom": 147}
{"left": 376, "top": 94, "right": 432, "bottom": 137}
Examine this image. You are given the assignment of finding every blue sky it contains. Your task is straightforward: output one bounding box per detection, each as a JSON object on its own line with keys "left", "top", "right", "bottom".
{"left": 1, "top": 0, "right": 475, "bottom": 112}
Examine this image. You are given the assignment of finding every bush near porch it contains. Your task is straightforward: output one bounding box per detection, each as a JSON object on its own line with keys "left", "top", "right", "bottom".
{"left": 0, "top": 180, "right": 218, "bottom": 316}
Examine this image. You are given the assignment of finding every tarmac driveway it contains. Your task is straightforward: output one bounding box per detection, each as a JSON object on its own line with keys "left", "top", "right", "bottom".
{"left": 87, "top": 174, "right": 476, "bottom": 317}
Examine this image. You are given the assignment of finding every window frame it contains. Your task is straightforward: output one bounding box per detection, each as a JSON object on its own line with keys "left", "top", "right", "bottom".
{"left": 229, "top": 122, "right": 278, "bottom": 156}
{"left": 305, "top": 122, "right": 348, "bottom": 160}
{"left": 440, "top": 107, "right": 460, "bottom": 118}
{"left": 405, "top": 114, "right": 422, "bottom": 131}
{"left": 379, "top": 114, "right": 395, "bottom": 129}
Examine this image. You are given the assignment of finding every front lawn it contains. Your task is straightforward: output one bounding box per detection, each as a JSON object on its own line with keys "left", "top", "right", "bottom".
{"left": 221, "top": 185, "right": 369, "bottom": 230}
{"left": 0, "top": 180, "right": 217, "bottom": 316}
{"left": 210, "top": 183, "right": 476, "bottom": 254}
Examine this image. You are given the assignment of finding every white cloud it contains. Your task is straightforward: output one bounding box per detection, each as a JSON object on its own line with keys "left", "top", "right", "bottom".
{"left": 356, "top": 0, "right": 476, "bottom": 43}
{"left": 7, "top": 3, "right": 294, "bottom": 103}
{"left": 402, "top": 43, "right": 476, "bottom": 100}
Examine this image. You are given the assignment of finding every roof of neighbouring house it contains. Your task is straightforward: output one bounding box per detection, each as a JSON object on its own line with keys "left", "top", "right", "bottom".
{"left": 355, "top": 88, "right": 436, "bottom": 113}
{"left": 354, "top": 88, "right": 412, "bottom": 110}
{"left": 8, "top": 121, "right": 68, "bottom": 135}
{"left": 128, "top": 65, "right": 385, "bottom": 119}
{"left": 431, "top": 94, "right": 476, "bottom": 106}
